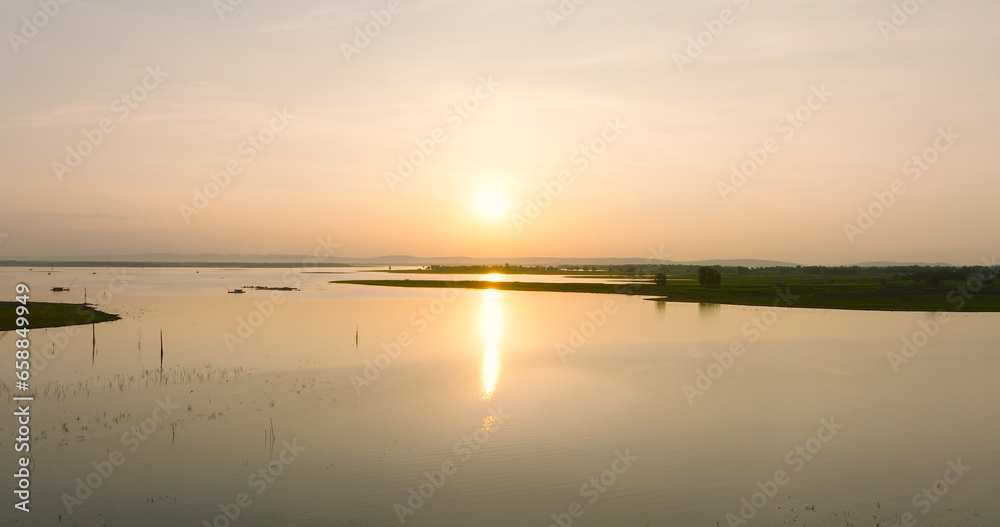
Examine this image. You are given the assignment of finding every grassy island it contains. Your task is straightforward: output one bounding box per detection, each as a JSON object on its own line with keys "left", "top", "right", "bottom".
{"left": 1, "top": 302, "right": 121, "bottom": 331}
{"left": 337, "top": 263, "right": 1000, "bottom": 312}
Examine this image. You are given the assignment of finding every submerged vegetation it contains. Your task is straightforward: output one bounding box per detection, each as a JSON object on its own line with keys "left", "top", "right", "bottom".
{"left": 0, "top": 301, "right": 120, "bottom": 331}
{"left": 338, "top": 263, "right": 1000, "bottom": 312}
{"left": 0, "top": 365, "right": 255, "bottom": 401}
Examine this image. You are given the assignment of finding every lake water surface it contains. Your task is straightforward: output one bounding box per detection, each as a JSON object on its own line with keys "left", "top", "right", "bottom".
{"left": 1, "top": 266, "right": 998, "bottom": 526}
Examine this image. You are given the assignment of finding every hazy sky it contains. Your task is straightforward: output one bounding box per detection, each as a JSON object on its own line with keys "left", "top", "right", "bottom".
{"left": 1, "top": 0, "right": 998, "bottom": 265}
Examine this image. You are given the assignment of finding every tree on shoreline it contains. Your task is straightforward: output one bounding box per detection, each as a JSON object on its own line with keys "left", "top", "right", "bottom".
{"left": 698, "top": 267, "right": 721, "bottom": 287}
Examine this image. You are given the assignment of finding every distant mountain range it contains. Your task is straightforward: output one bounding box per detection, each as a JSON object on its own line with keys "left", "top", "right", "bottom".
{"left": 1, "top": 253, "right": 801, "bottom": 267}
{"left": 851, "top": 261, "right": 953, "bottom": 267}
{"left": 0, "top": 253, "right": 959, "bottom": 268}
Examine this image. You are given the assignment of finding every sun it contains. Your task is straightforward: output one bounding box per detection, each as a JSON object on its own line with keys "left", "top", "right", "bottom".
{"left": 478, "top": 192, "right": 507, "bottom": 219}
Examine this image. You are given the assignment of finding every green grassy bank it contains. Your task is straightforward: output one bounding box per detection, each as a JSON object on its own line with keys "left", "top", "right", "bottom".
{"left": 1, "top": 302, "right": 121, "bottom": 331}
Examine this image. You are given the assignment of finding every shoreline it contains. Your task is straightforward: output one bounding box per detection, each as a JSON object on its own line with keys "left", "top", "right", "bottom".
{"left": 334, "top": 279, "right": 1000, "bottom": 313}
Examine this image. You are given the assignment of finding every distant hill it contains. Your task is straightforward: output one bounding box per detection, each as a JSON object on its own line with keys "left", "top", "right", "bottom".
{"left": 6, "top": 255, "right": 977, "bottom": 269}
{"left": 682, "top": 259, "right": 800, "bottom": 268}
{"left": 851, "top": 261, "right": 953, "bottom": 267}
{"left": 0, "top": 253, "right": 800, "bottom": 268}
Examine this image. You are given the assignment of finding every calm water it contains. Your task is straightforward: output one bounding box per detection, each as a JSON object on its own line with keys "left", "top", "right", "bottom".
{"left": 1, "top": 266, "right": 998, "bottom": 526}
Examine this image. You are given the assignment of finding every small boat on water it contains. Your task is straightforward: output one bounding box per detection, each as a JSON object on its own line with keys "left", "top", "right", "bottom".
{"left": 52, "top": 278, "right": 77, "bottom": 292}
{"left": 221, "top": 282, "right": 245, "bottom": 294}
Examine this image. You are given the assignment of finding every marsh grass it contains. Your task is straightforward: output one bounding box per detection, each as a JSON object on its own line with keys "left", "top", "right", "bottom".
{"left": 0, "top": 364, "right": 254, "bottom": 401}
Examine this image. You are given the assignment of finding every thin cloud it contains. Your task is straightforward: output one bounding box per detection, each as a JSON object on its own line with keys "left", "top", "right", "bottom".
{"left": 260, "top": 4, "right": 343, "bottom": 32}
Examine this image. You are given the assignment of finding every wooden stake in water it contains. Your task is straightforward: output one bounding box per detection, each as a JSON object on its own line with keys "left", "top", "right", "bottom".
{"left": 264, "top": 418, "right": 277, "bottom": 453}
{"left": 91, "top": 324, "right": 97, "bottom": 365}
{"left": 160, "top": 330, "right": 164, "bottom": 375}
{"left": 268, "top": 418, "right": 276, "bottom": 454}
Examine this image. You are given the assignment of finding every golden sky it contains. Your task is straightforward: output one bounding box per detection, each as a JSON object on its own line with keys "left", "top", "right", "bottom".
{"left": 1, "top": 0, "right": 998, "bottom": 264}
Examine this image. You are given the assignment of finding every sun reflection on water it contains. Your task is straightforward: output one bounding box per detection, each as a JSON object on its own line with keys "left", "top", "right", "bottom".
{"left": 480, "top": 289, "right": 502, "bottom": 400}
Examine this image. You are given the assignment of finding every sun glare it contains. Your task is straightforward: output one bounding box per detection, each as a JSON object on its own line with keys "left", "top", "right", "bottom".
{"left": 480, "top": 289, "right": 502, "bottom": 399}
{"left": 478, "top": 192, "right": 507, "bottom": 219}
